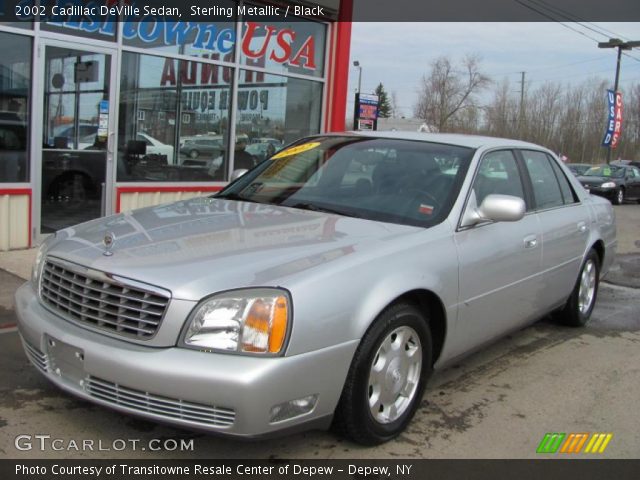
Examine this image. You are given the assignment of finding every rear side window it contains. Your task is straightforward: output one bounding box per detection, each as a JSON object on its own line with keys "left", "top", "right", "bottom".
{"left": 548, "top": 156, "right": 578, "bottom": 204}
{"left": 521, "top": 150, "right": 564, "bottom": 210}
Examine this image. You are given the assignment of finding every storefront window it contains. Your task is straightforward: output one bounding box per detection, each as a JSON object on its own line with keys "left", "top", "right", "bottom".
{"left": 123, "top": 1, "right": 237, "bottom": 58}
{"left": 0, "top": 32, "right": 31, "bottom": 183}
{"left": 40, "top": 0, "right": 117, "bottom": 41}
{"left": 234, "top": 71, "right": 323, "bottom": 168}
{"left": 2, "top": 0, "right": 34, "bottom": 29}
{"left": 118, "top": 52, "right": 233, "bottom": 182}
{"left": 240, "top": 17, "right": 326, "bottom": 78}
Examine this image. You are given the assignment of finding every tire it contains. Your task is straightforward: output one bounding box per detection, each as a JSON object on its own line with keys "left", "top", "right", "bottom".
{"left": 332, "top": 302, "right": 432, "bottom": 445}
{"left": 557, "top": 249, "right": 600, "bottom": 327}
{"left": 613, "top": 187, "right": 624, "bottom": 205}
{"left": 189, "top": 149, "right": 199, "bottom": 159}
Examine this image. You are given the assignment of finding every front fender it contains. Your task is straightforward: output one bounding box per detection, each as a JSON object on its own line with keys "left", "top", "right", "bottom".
{"left": 285, "top": 224, "right": 458, "bottom": 358}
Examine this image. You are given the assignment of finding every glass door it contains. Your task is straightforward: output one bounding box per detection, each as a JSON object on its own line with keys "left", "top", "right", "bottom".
{"left": 38, "top": 43, "right": 116, "bottom": 234}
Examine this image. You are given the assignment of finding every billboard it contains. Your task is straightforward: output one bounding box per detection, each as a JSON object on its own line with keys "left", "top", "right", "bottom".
{"left": 353, "top": 93, "right": 379, "bottom": 131}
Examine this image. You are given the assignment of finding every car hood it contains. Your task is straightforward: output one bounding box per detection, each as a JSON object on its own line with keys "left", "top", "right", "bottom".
{"left": 45, "top": 197, "right": 424, "bottom": 300}
{"left": 578, "top": 175, "right": 619, "bottom": 186}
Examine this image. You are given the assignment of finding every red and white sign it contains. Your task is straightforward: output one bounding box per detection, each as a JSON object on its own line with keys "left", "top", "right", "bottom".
{"left": 610, "top": 92, "right": 623, "bottom": 149}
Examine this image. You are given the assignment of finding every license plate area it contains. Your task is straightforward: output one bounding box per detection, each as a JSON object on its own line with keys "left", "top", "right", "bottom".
{"left": 45, "top": 336, "right": 86, "bottom": 386}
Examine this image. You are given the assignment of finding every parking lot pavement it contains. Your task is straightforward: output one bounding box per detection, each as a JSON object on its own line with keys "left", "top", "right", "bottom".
{"left": 1, "top": 204, "right": 639, "bottom": 459}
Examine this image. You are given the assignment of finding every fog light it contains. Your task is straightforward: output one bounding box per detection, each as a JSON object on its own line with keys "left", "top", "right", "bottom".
{"left": 269, "top": 394, "right": 318, "bottom": 423}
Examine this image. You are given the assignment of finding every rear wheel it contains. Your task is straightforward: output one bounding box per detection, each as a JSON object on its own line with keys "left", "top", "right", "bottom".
{"left": 557, "top": 249, "right": 600, "bottom": 327}
{"left": 332, "top": 302, "right": 432, "bottom": 445}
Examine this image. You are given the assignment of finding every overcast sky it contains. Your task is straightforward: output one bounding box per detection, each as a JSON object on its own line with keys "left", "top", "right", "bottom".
{"left": 346, "top": 22, "right": 640, "bottom": 118}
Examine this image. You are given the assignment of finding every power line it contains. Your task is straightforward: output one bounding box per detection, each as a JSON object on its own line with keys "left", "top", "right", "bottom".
{"left": 512, "top": 1, "right": 640, "bottom": 64}
{"left": 526, "top": 61, "right": 640, "bottom": 84}
{"left": 528, "top": 0, "right": 633, "bottom": 42}
{"left": 512, "top": 0, "right": 601, "bottom": 42}
{"left": 526, "top": 0, "right": 619, "bottom": 40}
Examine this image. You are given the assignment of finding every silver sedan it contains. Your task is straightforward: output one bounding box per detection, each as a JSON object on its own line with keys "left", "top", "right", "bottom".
{"left": 15, "top": 132, "right": 616, "bottom": 445}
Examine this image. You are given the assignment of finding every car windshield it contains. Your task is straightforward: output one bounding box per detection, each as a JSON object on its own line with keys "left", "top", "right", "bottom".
{"left": 216, "top": 136, "right": 474, "bottom": 227}
{"left": 569, "top": 164, "right": 590, "bottom": 175}
{"left": 584, "top": 165, "right": 625, "bottom": 178}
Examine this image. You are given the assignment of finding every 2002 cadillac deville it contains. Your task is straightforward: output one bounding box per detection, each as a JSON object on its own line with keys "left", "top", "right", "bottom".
{"left": 16, "top": 132, "right": 616, "bottom": 445}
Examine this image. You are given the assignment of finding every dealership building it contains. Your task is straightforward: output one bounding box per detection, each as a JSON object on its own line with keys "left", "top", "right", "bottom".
{"left": 0, "top": 1, "right": 352, "bottom": 250}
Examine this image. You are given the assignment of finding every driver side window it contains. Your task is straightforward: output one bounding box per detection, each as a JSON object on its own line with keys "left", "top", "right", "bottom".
{"left": 473, "top": 150, "right": 525, "bottom": 206}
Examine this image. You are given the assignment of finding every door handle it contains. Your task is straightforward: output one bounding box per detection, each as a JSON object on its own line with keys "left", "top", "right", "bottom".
{"left": 577, "top": 221, "right": 588, "bottom": 234}
{"left": 107, "top": 131, "right": 115, "bottom": 155}
{"left": 523, "top": 235, "right": 538, "bottom": 249}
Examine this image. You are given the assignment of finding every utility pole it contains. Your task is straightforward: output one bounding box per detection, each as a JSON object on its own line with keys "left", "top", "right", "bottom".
{"left": 598, "top": 38, "right": 640, "bottom": 163}
{"left": 518, "top": 71, "right": 526, "bottom": 137}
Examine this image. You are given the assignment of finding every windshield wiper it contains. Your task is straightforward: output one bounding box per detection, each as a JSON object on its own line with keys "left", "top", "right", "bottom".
{"left": 289, "top": 202, "right": 359, "bottom": 218}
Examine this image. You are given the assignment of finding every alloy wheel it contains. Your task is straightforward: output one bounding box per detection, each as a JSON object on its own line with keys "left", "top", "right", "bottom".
{"left": 367, "top": 326, "right": 422, "bottom": 424}
{"left": 578, "top": 259, "right": 597, "bottom": 314}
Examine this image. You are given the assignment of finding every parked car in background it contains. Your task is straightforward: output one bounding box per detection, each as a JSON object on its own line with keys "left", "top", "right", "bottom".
{"left": 135, "top": 133, "right": 174, "bottom": 162}
{"left": 245, "top": 142, "right": 276, "bottom": 162}
{"left": 179, "top": 136, "right": 224, "bottom": 159}
{"left": 51, "top": 123, "right": 99, "bottom": 149}
{"left": 251, "top": 137, "right": 283, "bottom": 148}
{"left": 55, "top": 125, "right": 174, "bottom": 162}
{"left": 612, "top": 159, "right": 640, "bottom": 169}
{"left": 566, "top": 163, "right": 591, "bottom": 176}
{"left": 578, "top": 163, "right": 640, "bottom": 205}
{"left": 17, "top": 132, "right": 616, "bottom": 445}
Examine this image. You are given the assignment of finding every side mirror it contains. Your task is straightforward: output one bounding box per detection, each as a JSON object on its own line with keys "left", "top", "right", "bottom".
{"left": 461, "top": 194, "right": 526, "bottom": 227}
{"left": 230, "top": 169, "right": 248, "bottom": 181}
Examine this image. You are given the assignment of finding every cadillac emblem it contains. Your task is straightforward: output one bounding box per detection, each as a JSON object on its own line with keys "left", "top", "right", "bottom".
{"left": 103, "top": 232, "right": 116, "bottom": 256}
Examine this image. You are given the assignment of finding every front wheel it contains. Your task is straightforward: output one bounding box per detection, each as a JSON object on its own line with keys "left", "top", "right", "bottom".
{"left": 613, "top": 187, "right": 624, "bottom": 205}
{"left": 556, "top": 249, "right": 600, "bottom": 327}
{"left": 332, "top": 303, "right": 432, "bottom": 445}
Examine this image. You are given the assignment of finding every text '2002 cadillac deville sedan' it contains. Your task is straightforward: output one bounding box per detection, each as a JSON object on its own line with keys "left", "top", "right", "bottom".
{"left": 16, "top": 132, "right": 616, "bottom": 445}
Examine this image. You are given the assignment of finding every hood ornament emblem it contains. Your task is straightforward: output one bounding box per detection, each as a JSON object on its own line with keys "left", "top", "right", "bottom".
{"left": 102, "top": 232, "right": 116, "bottom": 256}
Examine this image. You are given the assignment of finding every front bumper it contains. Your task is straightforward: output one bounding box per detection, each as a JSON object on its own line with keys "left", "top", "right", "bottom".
{"left": 15, "top": 282, "right": 358, "bottom": 438}
{"left": 583, "top": 186, "right": 616, "bottom": 201}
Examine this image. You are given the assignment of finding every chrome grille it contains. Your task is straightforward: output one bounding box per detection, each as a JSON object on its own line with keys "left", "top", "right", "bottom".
{"left": 23, "top": 340, "right": 48, "bottom": 374}
{"left": 40, "top": 258, "right": 170, "bottom": 339}
{"left": 85, "top": 376, "right": 235, "bottom": 428}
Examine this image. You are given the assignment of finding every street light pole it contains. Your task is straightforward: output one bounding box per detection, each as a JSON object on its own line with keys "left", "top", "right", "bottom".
{"left": 598, "top": 38, "right": 640, "bottom": 163}
{"left": 353, "top": 60, "right": 362, "bottom": 93}
{"left": 353, "top": 61, "right": 363, "bottom": 130}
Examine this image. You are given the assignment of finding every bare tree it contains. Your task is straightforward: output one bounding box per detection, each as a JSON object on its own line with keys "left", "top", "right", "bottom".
{"left": 619, "top": 82, "right": 640, "bottom": 160}
{"left": 483, "top": 78, "right": 519, "bottom": 138}
{"left": 390, "top": 91, "right": 400, "bottom": 118}
{"left": 414, "top": 54, "right": 490, "bottom": 132}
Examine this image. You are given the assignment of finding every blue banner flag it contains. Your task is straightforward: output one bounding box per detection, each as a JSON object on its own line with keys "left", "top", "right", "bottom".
{"left": 602, "top": 90, "right": 616, "bottom": 147}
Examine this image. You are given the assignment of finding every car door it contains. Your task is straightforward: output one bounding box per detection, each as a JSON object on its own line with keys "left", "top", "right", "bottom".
{"left": 627, "top": 167, "right": 640, "bottom": 199}
{"left": 452, "top": 149, "right": 543, "bottom": 358}
{"left": 518, "top": 150, "right": 591, "bottom": 311}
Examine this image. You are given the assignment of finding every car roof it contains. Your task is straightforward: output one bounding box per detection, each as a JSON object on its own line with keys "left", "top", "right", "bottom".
{"left": 320, "top": 131, "right": 551, "bottom": 150}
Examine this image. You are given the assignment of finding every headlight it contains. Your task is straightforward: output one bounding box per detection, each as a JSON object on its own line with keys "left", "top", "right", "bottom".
{"left": 31, "top": 236, "right": 54, "bottom": 287}
{"left": 601, "top": 182, "right": 616, "bottom": 188}
{"left": 182, "top": 288, "right": 291, "bottom": 355}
